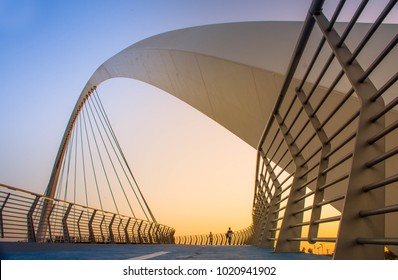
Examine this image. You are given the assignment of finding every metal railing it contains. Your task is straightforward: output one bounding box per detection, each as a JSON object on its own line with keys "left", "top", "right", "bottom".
{"left": 0, "top": 184, "right": 175, "bottom": 244}
{"left": 252, "top": 0, "right": 398, "bottom": 259}
{"left": 175, "top": 226, "right": 254, "bottom": 245}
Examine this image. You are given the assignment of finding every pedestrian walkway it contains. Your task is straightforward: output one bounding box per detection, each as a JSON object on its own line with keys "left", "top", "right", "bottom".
{"left": 0, "top": 242, "right": 331, "bottom": 260}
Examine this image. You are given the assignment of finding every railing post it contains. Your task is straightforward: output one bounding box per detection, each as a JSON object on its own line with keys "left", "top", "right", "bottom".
{"left": 148, "top": 223, "right": 153, "bottom": 244}
{"left": 0, "top": 193, "right": 11, "bottom": 238}
{"left": 77, "top": 210, "right": 83, "bottom": 242}
{"left": 124, "top": 218, "right": 131, "bottom": 244}
{"left": 36, "top": 198, "right": 54, "bottom": 242}
{"left": 46, "top": 204, "right": 56, "bottom": 243}
{"left": 89, "top": 210, "right": 97, "bottom": 243}
{"left": 164, "top": 226, "right": 170, "bottom": 244}
{"left": 108, "top": 214, "right": 116, "bottom": 243}
{"left": 274, "top": 113, "right": 308, "bottom": 252}
{"left": 169, "top": 228, "right": 173, "bottom": 244}
{"left": 27, "top": 196, "right": 40, "bottom": 242}
{"left": 155, "top": 225, "right": 161, "bottom": 244}
{"left": 295, "top": 89, "right": 332, "bottom": 243}
{"left": 315, "top": 11, "right": 386, "bottom": 259}
{"left": 154, "top": 224, "right": 160, "bottom": 244}
{"left": 117, "top": 218, "right": 123, "bottom": 243}
{"left": 143, "top": 223, "right": 149, "bottom": 243}
{"left": 137, "top": 220, "right": 144, "bottom": 243}
{"left": 257, "top": 154, "right": 283, "bottom": 248}
{"left": 131, "top": 220, "right": 138, "bottom": 243}
{"left": 99, "top": 215, "right": 106, "bottom": 243}
{"left": 62, "top": 203, "right": 73, "bottom": 242}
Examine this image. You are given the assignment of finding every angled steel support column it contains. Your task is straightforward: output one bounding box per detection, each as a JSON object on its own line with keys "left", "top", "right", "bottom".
{"left": 108, "top": 214, "right": 116, "bottom": 243}
{"left": 117, "top": 219, "right": 123, "bottom": 243}
{"left": 77, "top": 210, "right": 83, "bottom": 242}
{"left": 296, "top": 89, "right": 331, "bottom": 243}
{"left": 47, "top": 204, "right": 55, "bottom": 242}
{"left": 274, "top": 113, "right": 308, "bottom": 252}
{"left": 131, "top": 220, "right": 138, "bottom": 243}
{"left": 89, "top": 210, "right": 97, "bottom": 243}
{"left": 148, "top": 223, "right": 153, "bottom": 244}
{"left": 124, "top": 218, "right": 131, "bottom": 244}
{"left": 137, "top": 220, "right": 144, "bottom": 244}
{"left": 62, "top": 204, "right": 73, "bottom": 242}
{"left": 142, "top": 223, "right": 149, "bottom": 243}
{"left": 256, "top": 153, "right": 282, "bottom": 248}
{"left": 36, "top": 199, "right": 53, "bottom": 242}
{"left": 315, "top": 12, "right": 386, "bottom": 260}
{"left": 159, "top": 225, "right": 165, "bottom": 243}
{"left": 27, "top": 196, "right": 40, "bottom": 242}
{"left": 99, "top": 215, "right": 106, "bottom": 243}
{"left": 0, "top": 193, "right": 10, "bottom": 238}
{"left": 166, "top": 227, "right": 173, "bottom": 244}
{"left": 154, "top": 224, "right": 160, "bottom": 244}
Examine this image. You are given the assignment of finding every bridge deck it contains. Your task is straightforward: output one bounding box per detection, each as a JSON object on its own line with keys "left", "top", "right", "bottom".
{"left": 0, "top": 243, "right": 330, "bottom": 260}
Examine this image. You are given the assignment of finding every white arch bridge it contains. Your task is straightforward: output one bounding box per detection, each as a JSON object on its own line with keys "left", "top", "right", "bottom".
{"left": 1, "top": 0, "right": 398, "bottom": 259}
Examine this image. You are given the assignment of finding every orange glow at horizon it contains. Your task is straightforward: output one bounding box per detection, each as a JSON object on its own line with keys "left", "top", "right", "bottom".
{"left": 98, "top": 78, "right": 256, "bottom": 237}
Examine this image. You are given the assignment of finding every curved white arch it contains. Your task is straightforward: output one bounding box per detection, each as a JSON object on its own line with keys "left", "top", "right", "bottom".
{"left": 46, "top": 20, "right": 397, "bottom": 212}
{"left": 45, "top": 21, "right": 305, "bottom": 198}
{"left": 45, "top": 20, "right": 398, "bottom": 198}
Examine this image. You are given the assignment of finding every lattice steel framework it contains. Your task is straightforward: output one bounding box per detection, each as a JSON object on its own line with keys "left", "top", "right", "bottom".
{"left": 252, "top": 0, "right": 398, "bottom": 259}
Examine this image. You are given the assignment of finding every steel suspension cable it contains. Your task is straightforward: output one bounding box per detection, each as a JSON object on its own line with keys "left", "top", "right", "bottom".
{"left": 93, "top": 90, "right": 157, "bottom": 223}
{"left": 81, "top": 108, "right": 104, "bottom": 211}
{"left": 73, "top": 117, "right": 79, "bottom": 205}
{"left": 52, "top": 138, "right": 70, "bottom": 233}
{"left": 78, "top": 116, "right": 89, "bottom": 209}
{"left": 86, "top": 97, "right": 137, "bottom": 218}
{"left": 90, "top": 91, "right": 150, "bottom": 219}
{"left": 55, "top": 144, "right": 67, "bottom": 201}
{"left": 73, "top": 116, "right": 80, "bottom": 231}
{"left": 63, "top": 126, "right": 76, "bottom": 202}
{"left": 84, "top": 100, "right": 120, "bottom": 214}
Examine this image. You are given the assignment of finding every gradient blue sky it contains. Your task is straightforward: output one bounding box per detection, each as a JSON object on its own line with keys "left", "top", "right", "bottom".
{"left": 1, "top": 0, "right": 396, "bottom": 235}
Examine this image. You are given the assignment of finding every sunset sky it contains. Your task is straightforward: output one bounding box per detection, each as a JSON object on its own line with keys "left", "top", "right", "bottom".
{"left": 1, "top": 0, "right": 396, "bottom": 237}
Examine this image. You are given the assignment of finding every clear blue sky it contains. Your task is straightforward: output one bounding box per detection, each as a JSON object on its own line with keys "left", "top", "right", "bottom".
{"left": 1, "top": 0, "right": 396, "bottom": 234}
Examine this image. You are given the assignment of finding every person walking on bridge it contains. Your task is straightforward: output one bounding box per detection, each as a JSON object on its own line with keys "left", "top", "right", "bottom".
{"left": 226, "top": 227, "right": 233, "bottom": 245}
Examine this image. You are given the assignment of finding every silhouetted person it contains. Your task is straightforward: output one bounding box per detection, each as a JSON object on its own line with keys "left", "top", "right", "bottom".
{"left": 226, "top": 227, "right": 233, "bottom": 245}
{"left": 209, "top": 232, "right": 213, "bottom": 245}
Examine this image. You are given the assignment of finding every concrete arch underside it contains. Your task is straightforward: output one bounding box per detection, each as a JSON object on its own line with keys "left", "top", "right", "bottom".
{"left": 54, "top": 22, "right": 398, "bottom": 250}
